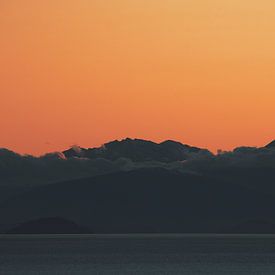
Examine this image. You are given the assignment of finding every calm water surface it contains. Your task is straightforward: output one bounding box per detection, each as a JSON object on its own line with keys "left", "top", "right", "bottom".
{"left": 1, "top": 234, "right": 275, "bottom": 274}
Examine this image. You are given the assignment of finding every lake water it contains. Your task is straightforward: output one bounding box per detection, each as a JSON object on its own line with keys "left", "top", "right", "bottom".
{"left": 1, "top": 234, "right": 275, "bottom": 274}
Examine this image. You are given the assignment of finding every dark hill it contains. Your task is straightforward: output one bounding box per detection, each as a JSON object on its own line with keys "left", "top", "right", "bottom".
{"left": 63, "top": 138, "right": 211, "bottom": 162}
{"left": 1, "top": 168, "right": 275, "bottom": 233}
{"left": 6, "top": 217, "right": 92, "bottom": 234}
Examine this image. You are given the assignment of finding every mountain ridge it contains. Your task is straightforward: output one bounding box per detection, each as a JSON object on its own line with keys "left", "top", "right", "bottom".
{"left": 63, "top": 138, "right": 212, "bottom": 162}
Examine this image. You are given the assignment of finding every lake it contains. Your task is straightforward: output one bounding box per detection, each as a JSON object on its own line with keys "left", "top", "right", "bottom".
{"left": 1, "top": 234, "right": 275, "bottom": 274}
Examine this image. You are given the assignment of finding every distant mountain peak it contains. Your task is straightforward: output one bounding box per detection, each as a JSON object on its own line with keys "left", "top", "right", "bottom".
{"left": 160, "top": 140, "right": 184, "bottom": 145}
{"left": 62, "top": 138, "right": 212, "bottom": 162}
{"left": 63, "top": 145, "right": 84, "bottom": 158}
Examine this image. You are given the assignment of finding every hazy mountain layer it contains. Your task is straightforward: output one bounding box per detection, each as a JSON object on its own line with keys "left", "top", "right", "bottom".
{"left": 1, "top": 168, "right": 275, "bottom": 233}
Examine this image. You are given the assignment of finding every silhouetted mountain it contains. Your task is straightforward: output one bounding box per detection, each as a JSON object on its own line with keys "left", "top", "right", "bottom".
{"left": 63, "top": 145, "right": 85, "bottom": 158}
{"left": 1, "top": 168, "right": 275, "bottom": 234}
{"left": 2, "top": 138, "right": 275, "bottom": 206}
{"left": 265, "top": 140, "right": 275, "bottom": 148}
{"left": 62, "top": 138, "right": 212, "bottom": 162}
{"left": 2, "top": 139, "right": 275, "bottom": 234}
{"left": 6, "top": 217, "right": 92, "bottom": 234}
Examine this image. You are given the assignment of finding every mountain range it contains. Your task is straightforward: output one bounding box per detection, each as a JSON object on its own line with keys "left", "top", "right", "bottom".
{"left": 62, "top": 138, "right": 212, "bottom": 161}
{"left": 1, "top": 138, "right": 275, "bottom": 234}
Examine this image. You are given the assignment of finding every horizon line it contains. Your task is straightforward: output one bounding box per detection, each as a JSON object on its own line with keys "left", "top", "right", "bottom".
{"left": 1, "top": 137, "right": 274, "bottom": 158}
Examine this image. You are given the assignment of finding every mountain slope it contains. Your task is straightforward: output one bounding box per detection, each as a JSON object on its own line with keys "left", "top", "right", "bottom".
{"left": 265, "top": 140, "right": 275, "bottom": 148}
{"left": 1, "top": 168, "right": 275, "bottom": 233}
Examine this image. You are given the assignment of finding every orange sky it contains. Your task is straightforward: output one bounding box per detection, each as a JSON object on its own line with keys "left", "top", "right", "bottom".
{"left": 1, "top": 0, "right": 275, "bottom": 155}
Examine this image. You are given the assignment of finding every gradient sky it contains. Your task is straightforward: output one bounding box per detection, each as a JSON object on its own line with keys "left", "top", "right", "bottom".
{"left": 1, "top": 0, "right": 275, "bottom": 155}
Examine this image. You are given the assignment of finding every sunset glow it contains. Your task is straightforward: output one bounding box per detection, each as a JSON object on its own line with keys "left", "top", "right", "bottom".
{"left": 1, "top": 0, "right": 275, "bottom": 155}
